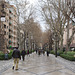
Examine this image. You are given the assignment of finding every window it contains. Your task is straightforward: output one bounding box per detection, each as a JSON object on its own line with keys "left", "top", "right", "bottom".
{"left": 1, "top": 10, "right": 6, "bottom": 14}
{"left": 2, "top": 4, "right": 5, "bottom": 8}
{"left": 4, "top": 24, "right": 6, "bottom": 28}
{"left": 9, "top": 16, "right": 11, "bottom": 19}
{"left": 9, "top": 10, "right": 11, "bottom": 13}
{"left": 7, "top": 32, "right": 8, "bottom": 35}
{"left": 1, "top": 16, "right": 5, "bottom": 17}
{"left": 4, "top": 31, "right": 6, "bottom": 35}
{"left": 7, "top": 26, "right": 8, "bottom": 28}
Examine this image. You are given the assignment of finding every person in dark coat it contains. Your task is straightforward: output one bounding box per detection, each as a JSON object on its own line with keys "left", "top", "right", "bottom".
{"left": 36, "top": 49, "right": 37, "bottom": 54}
{"left": 12, "top": 48, "right": 21, "bottom": 70}
{"left": 21, "top": 50, "right": 26, "bottom": 61}
{"left": 38, "top": 50, "right": 41, "bottom": 56}
{"left": 43, "top": 50, "right": 45, "bottom": 56}
{"left": 27, "top": 50, "right": 30, "bottom": 56}
{"left": 47, "top": 50, "right": 49, "bottom": 57}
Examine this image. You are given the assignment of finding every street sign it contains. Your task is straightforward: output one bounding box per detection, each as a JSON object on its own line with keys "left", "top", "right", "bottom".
{"left": 1, "top": 17, "right": 5, "bottom": 21}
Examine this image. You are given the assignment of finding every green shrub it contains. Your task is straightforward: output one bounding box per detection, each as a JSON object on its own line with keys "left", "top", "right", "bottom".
{"left": 50, "top": 50, "right": 63, "bottom": 55}
{"left": 60, "top": 54, "right": 75, "bottom": 61}
{"left": 66, "top": 51, "right": 75, "bottom": 56}
{"left": 29, "top": 50, "right": 32, "bottom": 53}
{"left": 0, "top": 54, "right": 5, "bottom": 60}
{"left": 0, "top": 50, "right": 13, "bottom": 60}
{"left": 50, "top": 50, "right": 55, "bottom": 54}
{"left": 57, "top": 50, "right": 63, "bottom": 56}
{"left": 32, "top": 50, "right": 34, "bottom": 52}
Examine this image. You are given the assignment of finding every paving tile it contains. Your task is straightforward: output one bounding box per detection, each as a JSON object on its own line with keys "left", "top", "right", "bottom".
{"left": 0, "top": 53, "right": 75, "bottom": 75}
{"left": 44, "top": 71, "right": 69, "bottom": 75}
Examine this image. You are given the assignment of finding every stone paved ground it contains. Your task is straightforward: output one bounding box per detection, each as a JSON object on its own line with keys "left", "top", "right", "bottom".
{"left": 0, "top": 59, "right": 13, "bottom": 75}
{"left": 0, "top": 52, "right": 75, "bottom": 75}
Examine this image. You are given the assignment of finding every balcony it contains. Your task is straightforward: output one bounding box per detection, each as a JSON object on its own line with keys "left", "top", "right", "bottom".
{"left": 9, "top": 29, "right": 13, "bottom": 32}
{"left": 1, "top": 10, "right": 6, "bottom": 15}
{"left": 9, "top": 10, "right": 12, "bottom": 13}
{"left": 9, "top": 26, "right": 13, "bottom": 30}
{"left": 9, "top": 22, "right": 12, "bottom": 25}
{"left": 9, "top": 40, "right": 12, "bottom": 44}
{"left": 9, "top": 34, "right": 12, "bottom": 38}
{"left": 9, "top": 16, "right": 12, "bottom": 19}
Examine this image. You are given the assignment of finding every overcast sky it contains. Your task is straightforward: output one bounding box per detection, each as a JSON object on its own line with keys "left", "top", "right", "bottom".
{"left": 28, "top": 0, "right": 46, "bottom": 31}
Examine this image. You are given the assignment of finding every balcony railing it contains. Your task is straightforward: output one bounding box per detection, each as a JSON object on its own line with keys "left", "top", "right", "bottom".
{"left": 9, "top": 22, "right": 12, "bottom": 25}
{"left": 9, "top": 10, "right": 12, "bottom": 13}
{"left": 9, "top": 29, "right": 13, "bottom": 32}
{"left": 9, "top": 40, "right": 12, "bottom": 44}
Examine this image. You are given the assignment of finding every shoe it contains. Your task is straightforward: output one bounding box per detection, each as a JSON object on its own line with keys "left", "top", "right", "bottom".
{"left": 12, "top": 66, "right": 14, "bottom": 70}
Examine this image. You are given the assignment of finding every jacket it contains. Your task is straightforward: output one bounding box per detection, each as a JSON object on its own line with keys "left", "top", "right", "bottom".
{"left": 12, "top": 49, "right": 21, "bottom": 59}
{"left": 21, "top": 50, "right": 26, "bottom": 56}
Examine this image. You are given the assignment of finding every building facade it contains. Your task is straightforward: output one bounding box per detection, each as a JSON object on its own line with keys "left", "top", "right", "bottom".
{"left": 0, "top": 0, "right": 9, "bottom": 52}
{"left": 0, "top": 0, "right": 18, "bottom": 52}
{"left": 9, "top": 5, "right": 18, "bottom": 48}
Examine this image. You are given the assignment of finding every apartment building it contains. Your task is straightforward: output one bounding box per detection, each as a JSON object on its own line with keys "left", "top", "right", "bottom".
{"left": 0, "top": 0, "right": 18, "bottom": 52}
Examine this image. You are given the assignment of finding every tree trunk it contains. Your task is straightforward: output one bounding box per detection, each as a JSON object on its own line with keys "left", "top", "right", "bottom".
{"left": 66, "top": 19, "right": 70, "bottom": 51}
{"left": 60, "top": 36, "right": 63, "bottom": 51}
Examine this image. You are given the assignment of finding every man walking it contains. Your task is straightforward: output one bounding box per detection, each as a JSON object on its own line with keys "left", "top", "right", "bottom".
{"left": 21, "top": 49, "right": 26, "bottom": 61}
{"left": 46, "top": 50, "right": 49, "bottom": 57}
{"left": 12, "top": 48, "right": 21, "bottom": 70}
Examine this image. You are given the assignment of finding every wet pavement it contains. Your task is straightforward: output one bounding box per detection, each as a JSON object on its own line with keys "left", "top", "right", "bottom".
{"left": 1, "top": 52, "right": 75, "bottom": 75}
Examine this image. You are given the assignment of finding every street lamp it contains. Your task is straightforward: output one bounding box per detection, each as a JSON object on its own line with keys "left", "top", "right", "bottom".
{"left": 31, "top": 35, "right": 33, "bottom": 50}
{"left": 24, "top": 31, "right": 25, "bottom": 51}
{"left": 26, "top": 34, "right": 29, "bottom": 50}
{"left": 55, "top": 32, "right": 58, "bottom": 57}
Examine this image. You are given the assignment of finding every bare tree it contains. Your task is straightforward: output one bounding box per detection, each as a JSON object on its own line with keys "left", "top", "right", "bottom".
{"left": 39, "top": 0, "right": 75, "bottom": 51}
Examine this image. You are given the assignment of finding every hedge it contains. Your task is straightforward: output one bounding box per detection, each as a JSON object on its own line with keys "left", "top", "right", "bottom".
{"left": 0, "top": 50, "right": 13, "bottom": 60}
{"left": 50, "top": 50, "right": 63, "bottom": 55}
{"left": 50, "top": 50, "right": 75, "bottom": 61}
{"left": 60, "top": 53, "right": 75, "bottom": 61}
{"left": 0, "top": 50, "right": 35, "bottom": 60}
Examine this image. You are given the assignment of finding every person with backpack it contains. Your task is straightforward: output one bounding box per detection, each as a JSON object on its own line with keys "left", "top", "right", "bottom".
{"left": 47, "top": 50, "right": 49, "bottom": 57}
{"left": 12, "top": 48, "right": 21, "bottom": 70}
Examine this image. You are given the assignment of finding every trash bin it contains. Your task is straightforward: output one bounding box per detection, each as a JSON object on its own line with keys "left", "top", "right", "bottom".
{"left": 5, "top": 53, "right": 8, "bottom": 60}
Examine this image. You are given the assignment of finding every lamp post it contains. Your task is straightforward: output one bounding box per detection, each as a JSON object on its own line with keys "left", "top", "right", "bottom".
{"left": 55, "top": 32, "right": 58, "bottom": 57}
{"left": 24, "top": 31, "right": 25, "bottom": 51}
{"left": 31, "top": 36, "right": 33, "bottom": 50}
{"left": 26, "top": 32, "right": 29, "bottom": 51}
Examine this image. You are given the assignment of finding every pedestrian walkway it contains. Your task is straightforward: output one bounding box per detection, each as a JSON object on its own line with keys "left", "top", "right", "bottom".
{"left": 0, "top": 59, "right": 13, "bottom": 75}
{"left": 0, "top": 52, "right": 75, "bottom": 75}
